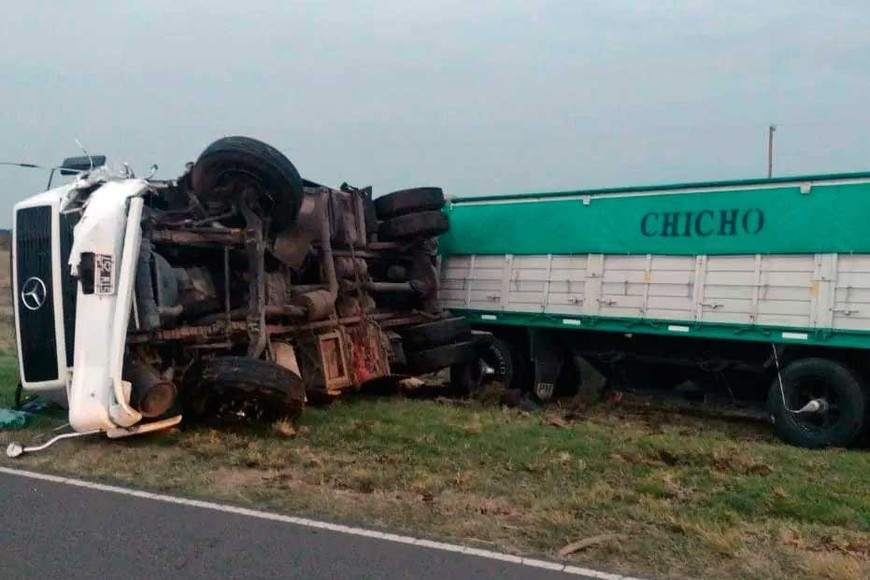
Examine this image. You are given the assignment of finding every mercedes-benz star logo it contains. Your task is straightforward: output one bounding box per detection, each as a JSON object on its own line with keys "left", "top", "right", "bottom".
{"left": 20, "top": 277, "right": 47, "bottom": 311}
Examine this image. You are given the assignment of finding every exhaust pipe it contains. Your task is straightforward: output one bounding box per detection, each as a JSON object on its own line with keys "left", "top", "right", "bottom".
{"left": 124, "top": 363, "right": 178, "bottom": 418}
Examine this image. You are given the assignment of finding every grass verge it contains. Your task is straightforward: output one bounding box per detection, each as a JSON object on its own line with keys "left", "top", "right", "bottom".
{"left": 1, "top": 362, "right": 869, "bottom": 580}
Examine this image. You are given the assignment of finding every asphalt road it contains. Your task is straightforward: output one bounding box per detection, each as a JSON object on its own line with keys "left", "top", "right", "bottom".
{"left": 0, "top": 471, "right": 613, "bottom": 580}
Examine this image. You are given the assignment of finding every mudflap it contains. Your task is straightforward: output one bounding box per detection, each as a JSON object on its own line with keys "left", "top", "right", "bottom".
{"left": 530, "top": 328, "right": 563, "bottom": 402}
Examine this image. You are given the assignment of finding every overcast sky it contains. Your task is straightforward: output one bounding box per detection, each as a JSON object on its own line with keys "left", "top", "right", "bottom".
{"left": 2, "top": 1, "right": 870, "bottom": 226}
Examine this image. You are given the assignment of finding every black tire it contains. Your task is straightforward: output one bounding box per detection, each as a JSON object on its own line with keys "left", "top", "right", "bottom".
{"left": 379, "top": 211, "right": 449, "bottom": 241}
{"left": 400, "top": 317, "right": 471, "bottom": 352}
{"left": 406, "top": 341, "right": 478, "bottom": 374}
{"left": 450, "top": 335, "right": 514, "bottom": 395}
{"left": 192, "top": 136, "right": 304, "bottom": 231}
{"left": 187, "top": 357, "right": 305, "bottom": 423}
{"left": 767, "top": 358, "right": 867, "bottom": 449}
{"left": 374, "top": 187, "right": 445, "bottom": 219}
{"left": 505, "top": 336, "right": 533, "bottom": 392}
{"left": 554, "top": 356, "right": 582, "bottom": 398}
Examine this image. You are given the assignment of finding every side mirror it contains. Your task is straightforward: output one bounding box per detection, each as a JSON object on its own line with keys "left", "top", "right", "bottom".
{"left": 60, "top": 155, "right": 106, "bottom": 176}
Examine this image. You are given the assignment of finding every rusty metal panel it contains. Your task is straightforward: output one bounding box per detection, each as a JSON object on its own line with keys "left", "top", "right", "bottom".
{"left": 345, "top": 321, "right": 391, "bottom": 385}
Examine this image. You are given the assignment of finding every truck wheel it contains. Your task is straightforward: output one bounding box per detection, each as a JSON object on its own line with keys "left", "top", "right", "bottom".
{"left": 374, "top": 187, "right": 445, "bottom": 219}
{"left": 191, "top": 356, "right": 305, "bottom": 422}
{"left": 554, "top": 356, "right": 581, "bottom": 398}
{"left": 400, "top": 317, "right": 471, "bottom": 352}
{"left": 450, "top": 336, "right": 514, "bottom": 395}
{"left": 379, "top": 211, "right": 449, "bottom": 241}
{"left": 406, "top": 341, "right": 478, "bottom": 374}
{"left": 767, "top": 358, "right": 867, "bottom": 449}
{"left": 192, "top": 136, "right": 304, "bottom": 231}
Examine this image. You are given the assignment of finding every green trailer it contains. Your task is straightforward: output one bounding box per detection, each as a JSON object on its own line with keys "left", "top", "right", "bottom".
{"left": 438, "top": 171, "right": 870, "bottom": 448}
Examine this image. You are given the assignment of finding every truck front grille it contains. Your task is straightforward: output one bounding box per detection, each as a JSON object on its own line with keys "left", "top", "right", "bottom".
{"left": 15, "top": 206, "right": 59, "bottom": 383}
{"left": 59, "top": 212, "right": 79, "bottom": 367}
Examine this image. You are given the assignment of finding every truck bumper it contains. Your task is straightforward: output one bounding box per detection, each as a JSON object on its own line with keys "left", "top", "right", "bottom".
{"left": 67, "top": 180, "right": 148, "bottom": 432}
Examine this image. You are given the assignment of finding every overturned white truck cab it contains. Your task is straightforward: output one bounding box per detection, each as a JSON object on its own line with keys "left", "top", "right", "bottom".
{"left": 11, "top": 137, "right": 484, "bottom": 450}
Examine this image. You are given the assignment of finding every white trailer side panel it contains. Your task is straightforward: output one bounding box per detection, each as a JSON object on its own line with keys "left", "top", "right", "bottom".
{"left": 440, "top": 253, "right": 870, "bottom": 335}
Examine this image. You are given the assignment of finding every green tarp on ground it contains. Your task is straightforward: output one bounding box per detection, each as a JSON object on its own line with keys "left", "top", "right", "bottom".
{"left": 0, "top": 409, "right": 29, "bottom": 430}
{"left": 440, "top": 174, "right": 870, "bottom": 256}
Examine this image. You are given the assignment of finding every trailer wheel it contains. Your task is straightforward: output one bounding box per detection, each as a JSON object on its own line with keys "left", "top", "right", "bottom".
{"left": 554, "top": 356, "right": 581, "bottom": 398}
{"left": 192, "top": 136, "right": 304, "bottom": 231}
{"left": 767, "top": 358, "right": 867, "bottom": 449}
{"left": 400, "top": 317, "right": 471, "bottom": 352}
{"left": 379, "top": 211, "right": 449, "bottom": 241}
{"left": 189, "top": 357, "right": 305, "bottom": 423}
{"left": 374, "top": 187, "right": 445, "bottom": 219}
{"left": 406, "top": 341, "right": 478, "bottom": 374}
{"left": 450, "top": 336, "right": 514, "bottom": 395}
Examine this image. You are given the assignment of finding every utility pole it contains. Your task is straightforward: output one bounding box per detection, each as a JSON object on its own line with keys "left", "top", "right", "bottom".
{"left": 767, "top": 124, "right": 776, "bottom": 178}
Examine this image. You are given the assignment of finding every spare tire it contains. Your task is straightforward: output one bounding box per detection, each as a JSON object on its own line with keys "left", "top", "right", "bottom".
{"left": 187, "top": 356, "right": 305, "bottom": 423}
{"left": 192, "top": 136, "right": 304, "bottom": 231}
{"left": 379, "top": 210, "right": 449, "bottom": 241}
{"left": 767, "top": 357, "right": 867, "bottom": 449}
{"left": 374, "top": 187, "right": 445, "bottom": 219}
{"left": 400, "top": 317, "right": 471, "bottom": 352}
{"left": 405, "top": 341, "right": 478, "bottom": 374}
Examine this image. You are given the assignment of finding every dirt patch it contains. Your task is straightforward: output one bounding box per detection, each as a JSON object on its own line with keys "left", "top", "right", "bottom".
{"left": 210, "top": 467, "right": 270, "bottom": 489}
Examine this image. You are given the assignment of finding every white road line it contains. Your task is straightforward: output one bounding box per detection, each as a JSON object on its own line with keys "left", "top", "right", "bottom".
{"left": 0, "top": 466, "right": 647, "bottom": 580}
